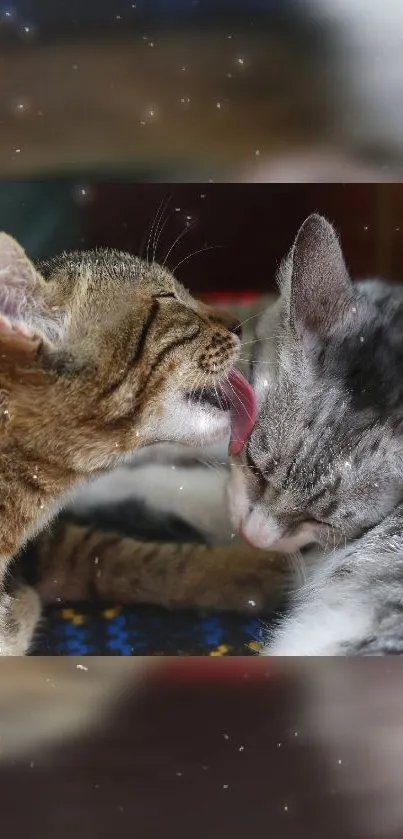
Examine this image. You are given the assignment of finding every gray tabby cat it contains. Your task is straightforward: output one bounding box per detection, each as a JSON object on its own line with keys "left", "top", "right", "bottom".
{"left": 228, "top": 213, "right": 403, "bottom": 655}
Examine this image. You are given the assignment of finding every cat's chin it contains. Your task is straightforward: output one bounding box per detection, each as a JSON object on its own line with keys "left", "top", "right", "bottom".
{"left": 185, "top": 405, "right": 231, "bottom": 447}
{"left": 157, "top": 397, "right": 231, "bottom": 448}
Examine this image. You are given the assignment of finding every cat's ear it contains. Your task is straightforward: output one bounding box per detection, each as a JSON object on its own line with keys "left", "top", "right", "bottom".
{"left": 289, "top": 214, "right": 355, "bottom": 338}
{"left": 0, "top": 233, "right": 60, "bottom": 343}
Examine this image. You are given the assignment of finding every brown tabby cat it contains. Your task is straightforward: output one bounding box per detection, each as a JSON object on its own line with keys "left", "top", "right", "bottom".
{"left": 0, "top": 231, "right": 263, "bottom": 655}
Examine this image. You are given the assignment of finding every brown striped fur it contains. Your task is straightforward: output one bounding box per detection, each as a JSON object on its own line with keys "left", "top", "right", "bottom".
{"left": 0, "top": 234, "right": 243, "bottom": 654}
{"left": 32, "top": 524, "right": 286, "bottom": 615}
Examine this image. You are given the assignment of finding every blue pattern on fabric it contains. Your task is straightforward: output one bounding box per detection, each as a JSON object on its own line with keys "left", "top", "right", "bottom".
{"left": 31, "top": 605, "right": 263, "bottom": 656}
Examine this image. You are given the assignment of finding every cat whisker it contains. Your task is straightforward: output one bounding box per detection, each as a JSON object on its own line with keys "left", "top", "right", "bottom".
{"left": 163, "top": 219, "right": 198, "bottom": 268}
{"left": 171, "top": 244, "right": 224, "bottom": 275}
{"left": 241, "top": 337, "right": 278, "bottom": 346}
{"left": 152, "top": 195, "right": 173, "bottom": 262}
{"left": 144, "top": 194, "right": 169, "bottom": 264}
{"left": 224, "top": 372, "right": 254, "bottom": 425}
{"left": 288, "top": 550, "right": 307, "bottom": 588}
{"left": 238, "top": 358, "right": 275, "bottom": 365}
{"left": 237, "top": 311, "right": 265, "bottom": 329}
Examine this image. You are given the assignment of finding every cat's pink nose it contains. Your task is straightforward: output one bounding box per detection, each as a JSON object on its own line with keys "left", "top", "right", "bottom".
{"left": 238, "top": 512, "right": 282, "bottom": 550}
{"left": 238, "top": 524, "right": 258, "bottom": 549}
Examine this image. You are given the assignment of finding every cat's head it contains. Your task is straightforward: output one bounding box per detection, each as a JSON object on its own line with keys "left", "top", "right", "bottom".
{"left": 0, "top": 234, "right": 254, "bottom": 474}
{"left": 228, "top": 213, "right": 403, "bottom": 552}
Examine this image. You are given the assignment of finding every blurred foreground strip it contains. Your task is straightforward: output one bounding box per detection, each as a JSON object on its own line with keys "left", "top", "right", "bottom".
{"left": 0, "top": 657, "right": 152, "bottom": 762}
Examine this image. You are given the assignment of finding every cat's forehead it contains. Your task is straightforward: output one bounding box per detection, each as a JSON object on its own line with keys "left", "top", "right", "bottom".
{"left": 38, "top": 249, "right": 176, "bottom": 294}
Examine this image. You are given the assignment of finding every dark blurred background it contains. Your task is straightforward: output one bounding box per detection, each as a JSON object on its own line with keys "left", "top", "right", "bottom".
{"left": 3, "top": 182, "right": 403, "bottom": 292}
{"left": 1, "top": 659, "right": 403, "bottom": 839}
{"left": 1, "top": 1, "right": 403, "bottom": 182}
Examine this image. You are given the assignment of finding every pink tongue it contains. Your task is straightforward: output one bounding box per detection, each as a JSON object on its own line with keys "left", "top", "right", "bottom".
{"left": 223, "top": 369, "right": 258, "bottom": 457}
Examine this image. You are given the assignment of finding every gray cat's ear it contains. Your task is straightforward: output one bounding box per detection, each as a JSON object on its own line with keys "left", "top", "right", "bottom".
{"left": 289, "top": 214, "right": 355, "bottom": 337}
{"left": 0, "top": 233, "right": 63, "bottom": 342}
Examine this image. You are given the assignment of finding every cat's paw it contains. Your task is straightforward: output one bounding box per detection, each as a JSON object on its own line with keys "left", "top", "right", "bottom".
{"left": 0, "top": 584, "right": 41, "bottom": 656}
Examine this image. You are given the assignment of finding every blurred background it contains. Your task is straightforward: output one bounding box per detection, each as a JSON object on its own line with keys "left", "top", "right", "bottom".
{"left": 4, "top": 181, "right": 403, "bottom": 284}
{"left": 1, "top": 658, "right": 403, "bottom": 839}
{"left": 1, "top": 1, "right": 403, "bottom": 182}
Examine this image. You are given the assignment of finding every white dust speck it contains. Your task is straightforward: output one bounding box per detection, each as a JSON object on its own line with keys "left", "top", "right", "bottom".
{"left": 293, "top": 731, "right": 298, "bottom": 737}
{"left": 94, "top": 557, "right": 99, "bottom": 565}
{"left": 3, "top": 409, "right": 9, "bottom": 416}
{"left": 351, "top": 306, "right": 357, "bottom": 313}
{"left": 277, "top": 742, "right": 282, "bottom": 748}
{"left": 176, "top": 772, "right": 182, "bottom": 777}
{"left": 359, "top": 336, "right": 364, "bottom": 343}
{"left": 284, "top": 805, "right": 289, "bottom": 812}
{"left": 181, "top": 65, "right": 187, "bottom": 71}
{"left": 238, "top": 746, "right": 244, "bottom": 752}
{"left": 337, "top": 758, "right": 343, "bottom": 765}
{"left": 72, "top": 64, "right": 78, "bottom": 70}
{"left": 76, "top": 664, "right": 88, "bottom": 672}
{"left": 263, "top": 379, "right": 268, "bottom": 387}
{"left": 236, "top": 57, "right": 244, "bottom": 65}
{"left": 223, "top": 733, "right": 229, "bottom": 740}
{"left": 248, "top": 599, "right": 256, "bottom": 607}
{"left": 222, "top": 784, "right": 229, "bottom": 789}
{"left": 364, "top": 225, "right": 369, "bottom": 231}
{"left": 255, "top": 149, "right": 260, "bottom": 157}
{"left": 149, "top": 41, "right": 154, "bottom": 47}
{"left": 179, "top": 485, "right": 183, "bottom": 491}
{"left": 15, "top": 148, "right": 21, "bottom": 153}
{"left": 216, "top": 102, "right": 222, "bottom": 109}
{"left": 344, "top": 461, "right": 351, "bottom": 469}
{"left": 136, "top": 431, "right": 140, "bottom": 437}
